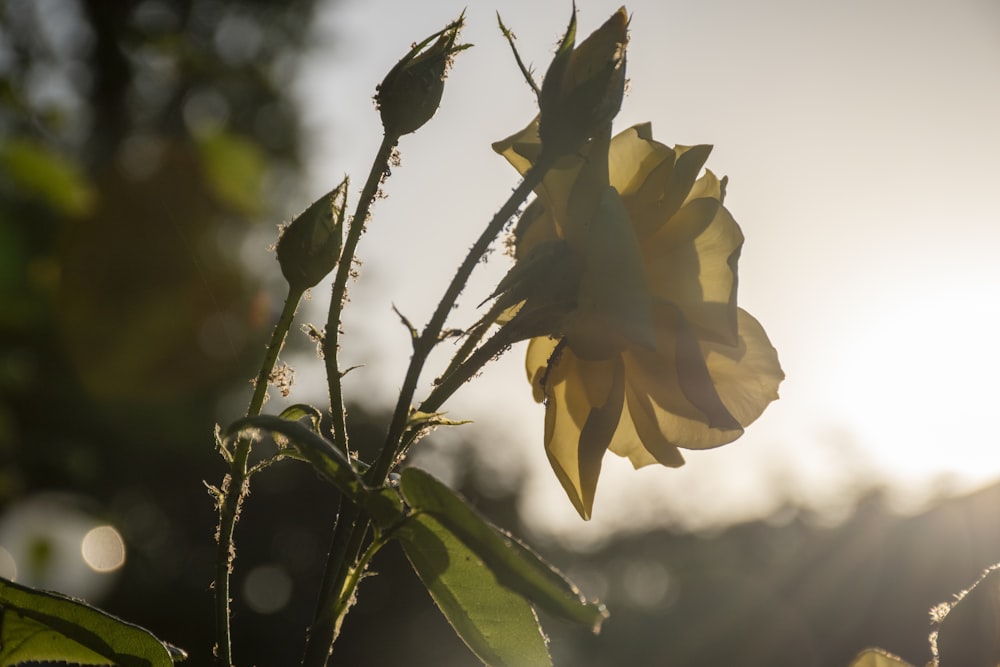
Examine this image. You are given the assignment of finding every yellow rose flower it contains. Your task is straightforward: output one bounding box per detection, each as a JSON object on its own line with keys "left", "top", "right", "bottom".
{"left": 492, "top": 120, "right": 784, "bottom": 519}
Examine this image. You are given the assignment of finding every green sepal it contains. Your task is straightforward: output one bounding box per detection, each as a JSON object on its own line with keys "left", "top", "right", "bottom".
{"left": 537, "top": 5, "right": 577, "bottom": 154}
{"left": 496, "top": 12, "right": 541, "bottom": 97}
{"left": 0, "top": 576, "right": 182, "bottom": 667}
{"left": 400, "top": 468, "right": 607, "bottom": 632}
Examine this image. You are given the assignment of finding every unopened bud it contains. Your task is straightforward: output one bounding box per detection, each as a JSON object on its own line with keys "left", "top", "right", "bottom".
{"left": 276, "top": 178, "right": 348, "bottom": 291}
{"left": 375, "top": 15, "right": 470, "bottom": 137}
{"left": 538, "top": 7, "right": 628, "bottom": 159}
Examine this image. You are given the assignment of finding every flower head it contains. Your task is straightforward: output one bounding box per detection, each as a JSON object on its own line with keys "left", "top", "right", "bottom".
{"left": 492, "top": 120, "right": 783, "bottom": 519}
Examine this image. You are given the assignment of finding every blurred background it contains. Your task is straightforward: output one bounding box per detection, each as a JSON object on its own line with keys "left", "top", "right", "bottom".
{"left": 1, "top": 0, "right": 999, "bottom": 665}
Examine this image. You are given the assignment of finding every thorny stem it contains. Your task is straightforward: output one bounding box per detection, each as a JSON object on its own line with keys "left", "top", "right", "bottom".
{"left": 215, "top": 285, "right": 304, "bottom": 667}
{"left": 373, "top": 156, "right": 553, "bottom": 485}
{"left": 409, "top": 327, "right": 512, "bottom": 452}
{"left": 301, "top": 132, "right": 400, "bottom": 667}
{"left": 324, "top": 133, "right": 401, "bottom": 457}
{"left": 304, "top": 158, "right": 553, "bottom": 667}
{"left": 327, "top": 527, "right": 393, "bottom": 644}
{"left": 393, "top": 321, "right": 518, "bottom": 465}
{"left": 436, "top": 291, "right": 513, "bottom": 387}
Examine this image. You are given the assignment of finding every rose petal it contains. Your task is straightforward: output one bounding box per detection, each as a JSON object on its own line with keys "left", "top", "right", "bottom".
{"left": 700, "top": 308, "right": 784, "bottom": 427}
{"left": 542, "top": 349, "right": 623, "bottom": 519}
{"left": 608, "top": 123, "right": 672, "bottom": 195}
{"left": 526, "top": 335, "right": 560, "bottom": 403}
{"left": 643, "top": 197, "right": 743, "bottom": 346}
{"left": 686, "top": 167, "right": 725, "bottom": 203}
{"left": 492, "top": 117, "right": 542, "bottom": 177}
{"left": 608, "top": 384, "right": 686, "bottom": 469}
{"left": 622, "top": 307, "right": 782, "bottom": 451}
{"left": 633, "top": 384, "right": 744, "bottom": 451}
{"left": 512, "top": 198, "right": 558, "bottom": 259}
{"left": 494, "top": 117, "right": 588, "bottom": 237}
{"left": 626, "top": 300, "right": 741, "bottom": 431}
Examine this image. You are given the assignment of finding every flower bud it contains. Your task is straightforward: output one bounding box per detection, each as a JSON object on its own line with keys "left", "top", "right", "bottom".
{"left": 276, "top": 178, "right": 348, "bottom": 291}
{"left": 538, "top": 7, "right": 628, "bottom": 159}
{"left": 375, "top": 15, "right": 469, "bottom": 137}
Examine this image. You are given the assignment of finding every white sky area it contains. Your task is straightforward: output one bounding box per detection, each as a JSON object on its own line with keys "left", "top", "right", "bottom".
{"left": 287, "top": 0, "right": 1000, "bottom": 543}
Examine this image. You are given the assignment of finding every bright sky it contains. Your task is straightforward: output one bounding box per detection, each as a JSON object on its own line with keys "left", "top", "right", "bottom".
{"left": 289, "top": 0, "right": 1000, "bottom": 543}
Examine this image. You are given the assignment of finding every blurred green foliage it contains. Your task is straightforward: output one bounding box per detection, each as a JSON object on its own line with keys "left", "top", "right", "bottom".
{"left": 0, "top": 0, "right": 323, "bottom": 660}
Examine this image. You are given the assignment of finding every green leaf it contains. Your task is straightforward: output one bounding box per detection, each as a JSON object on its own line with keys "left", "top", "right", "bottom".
{"left": 397, "top": 512, "right": 552, "bottom": 667}
{"left": 407, "top": 410, "right": 472, "bottom": 430}
{"left": 366, "top": 486, "right": 407, "bottom": 534}
{"left": 278, "top": 403, "right": 324, "bottom": 432}
{"left": 0, "top": 576, "right": 180, "bottom": 667}
{"left": 0, "top": 138, "right": 95, "bottom": 215}
{"left": 196, "top": 129, "right": 266, "bottom": 214}
{"left": 224, "top": 415, "right": 366, "bottom": 504}
{"left": 400, "top": 468, "right": 607, "bottom": 632}
{"left": 0, "top": 608, "right": 110, "bottom": 666}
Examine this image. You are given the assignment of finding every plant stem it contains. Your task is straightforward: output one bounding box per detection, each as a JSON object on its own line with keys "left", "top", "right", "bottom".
{"left": 372, "top": 156, "right": 551, "bottom": 484}
{"left": 323, "top": 132, "right": 399, "bottom": 457}
{"left": 383, "top": 325, "right": 515, "bottom": 466}
{"left": 303, "top": 158, "right": 552, "bottom": 667}
{"left": 215, "top": 285, "right": 304, "bottom": 667}
{"left": 301, "top": 133, "right": 399, "bottom": 667}
{"left": 435, "top": 290, "right": 512, "bottom": 388}
{"left": 426, "top": 335, "right": 508, "bottom": 412}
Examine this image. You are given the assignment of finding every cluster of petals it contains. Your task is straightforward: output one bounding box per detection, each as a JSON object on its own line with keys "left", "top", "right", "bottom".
{"left": 492, "top": 119, "right": 783, "bottom": 519}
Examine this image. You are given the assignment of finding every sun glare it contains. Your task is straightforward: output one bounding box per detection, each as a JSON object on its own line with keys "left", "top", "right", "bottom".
{"left": 820, "top": 269, "right": 1000, "bottom": 500}
{"left": 81, "top": 525, "right": 126, "bottom": 573}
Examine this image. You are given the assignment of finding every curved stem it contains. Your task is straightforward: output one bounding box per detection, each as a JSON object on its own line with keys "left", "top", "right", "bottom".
{"left": 215, "top": 285, "right": 303, "bottom": 666}
{"left": 325, "top": 526, "right": 391, "bottom": 645}
{"left": 302, "top": 160, "right": 552, "bottom": 667}
{"left": 301, "top": 132, "right": 399, "bottom": 667}
{"left": 303, "top": 146, "right": 553, "bottom": 666}
{"left": 427, "top": 330, "right": 510, "bottom": 417}
{"left": 398, "top": 326, "right": 512, "bottom": 459}
{"left": 436, "top": 293, "right": 511, "bottom": 389}
{"left": 324, "top": 133, "right": 400, "bottom": 456}
{"left": 371, "top": 156, "right": 552, "bottom": 485}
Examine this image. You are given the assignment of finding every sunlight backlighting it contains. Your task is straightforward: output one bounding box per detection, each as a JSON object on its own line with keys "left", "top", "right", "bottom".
{"left": 0, "top": 546, "right": 15, "bottom": 580}
{"left": 819, "top": 269, "right": 1000, "bottom": 506}
{"left": 622, "top": 559, "right": 672, "bottom": 609}
{"left": 294, "top": 0, "right": 1000, "bottom": 537}
{"left": 0, "top": 494, "right": 124, "bottom": 601}
{"left": 81, "top": 525, "right": 126, "bottom": 573}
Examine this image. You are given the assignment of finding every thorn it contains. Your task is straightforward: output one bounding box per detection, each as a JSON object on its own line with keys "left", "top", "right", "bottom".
{"left": 392, "top": 303, "right": 419, "bottom": 341}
